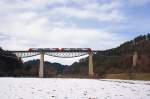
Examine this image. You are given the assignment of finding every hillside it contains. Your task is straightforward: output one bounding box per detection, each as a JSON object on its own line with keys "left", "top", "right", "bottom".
{"left": 21, "top": 60, "right": 67, "bottom": 77}
{"left": 65, "top": 34, "right": 150, "bottom": 78}
{"left": 0, "top": 34, "right": 150, "bottom": 78}
{"left": 0, "top": 48, "right": 23, "bottom": 76}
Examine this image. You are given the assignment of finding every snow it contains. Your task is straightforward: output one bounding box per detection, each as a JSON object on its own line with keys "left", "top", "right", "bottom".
{"left": 0, "top": 78, "right": 150, "bottom": 99}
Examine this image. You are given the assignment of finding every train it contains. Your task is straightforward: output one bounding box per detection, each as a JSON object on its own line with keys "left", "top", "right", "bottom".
{"left": 28, "top": 48, "right": 60, "bottom": 52}
{"left": 28, "top": 48, "right": 92, "bottom": 52}
{"left": 59, "top": 48, "right": 92, "bottom": 52}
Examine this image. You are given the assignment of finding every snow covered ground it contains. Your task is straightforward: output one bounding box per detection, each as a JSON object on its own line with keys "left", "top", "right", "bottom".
{"left": 0, "top": 78, "right": 150, "bottom": 99}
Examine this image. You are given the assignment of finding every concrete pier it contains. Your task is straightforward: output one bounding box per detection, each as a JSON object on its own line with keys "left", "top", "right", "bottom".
{"left": 133, "top": 51, "right": 138, "bottom": 67}
{"left": 89, "top": 52, "right": 94, "bottom": 77}
{"left": 39, "top": 52, "right": 44, "bottom": 78}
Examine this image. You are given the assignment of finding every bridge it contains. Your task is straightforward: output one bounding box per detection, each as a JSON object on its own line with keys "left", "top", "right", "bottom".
{"left": 3, "top": 48, "right": 100, "bottom": 78}
{"left": 0, "top": 48, "right": 138, "bottom": 78}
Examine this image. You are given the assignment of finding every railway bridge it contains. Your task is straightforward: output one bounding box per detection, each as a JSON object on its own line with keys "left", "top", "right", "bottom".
{"left": 7, "top": 48, "right": 99, "bottom": 78}
{"left": 1, "top": 48, "right": 138, "bottom": 78}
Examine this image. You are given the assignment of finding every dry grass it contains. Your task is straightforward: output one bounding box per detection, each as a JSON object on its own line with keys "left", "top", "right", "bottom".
{"left": 105, "top": 73, "right": 150, "bottom": 80}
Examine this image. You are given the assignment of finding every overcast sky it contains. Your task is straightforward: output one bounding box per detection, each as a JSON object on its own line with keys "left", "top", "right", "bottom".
{"left": 0, "top": 0, "right": 150, "bottom": 64}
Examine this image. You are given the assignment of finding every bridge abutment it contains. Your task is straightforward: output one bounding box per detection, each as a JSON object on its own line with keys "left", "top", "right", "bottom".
{"left": 39, "top": 52, "right": 44, "bottom": 78}
{"left": 88, "top": 52, "right": 94, "bottom": 77}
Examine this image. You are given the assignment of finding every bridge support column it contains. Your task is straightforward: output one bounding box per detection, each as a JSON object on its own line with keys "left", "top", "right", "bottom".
{"left": 133, "top": 51, "right": 138, "bottom": 67}
{"left": 39, "top": 52, "right": 44, "bottom": 78}
{"left": 129, "top": 51, "right": 138, "bottom": 79}
{"left": 88, "top": 52, "right": 94, "bottom": 78}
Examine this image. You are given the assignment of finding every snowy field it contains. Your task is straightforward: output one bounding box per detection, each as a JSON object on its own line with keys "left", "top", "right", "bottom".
{"left": 0, "top": 78, "right": 150, "bottom": 99}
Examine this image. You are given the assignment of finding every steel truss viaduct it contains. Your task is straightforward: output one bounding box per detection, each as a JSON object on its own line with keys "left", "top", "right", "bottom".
{"left": 1, "top": 48, "right": 98, "bottom": 78}
{"left": 0, "top": 48, "right": 138, "bottom": 78}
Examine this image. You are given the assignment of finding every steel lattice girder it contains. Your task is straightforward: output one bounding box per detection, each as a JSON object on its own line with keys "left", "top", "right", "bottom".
{"left": 0, "top": 50, "right": 124, "bottom": 58}
{"left": 45, "top": 52, "right": 88, "bottom": 58}
{"left": 3, "top": 51, "right": 94, "bottom": 58}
